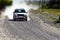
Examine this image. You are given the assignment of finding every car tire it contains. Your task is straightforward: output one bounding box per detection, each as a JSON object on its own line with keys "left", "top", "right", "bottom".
{"left": 13, "top": 18, "right": 16, "bottom": 21}
{"left": 13, "top": 15, "right": 16, "bottom": 21}
{"left": 25, "top": 18, "right": 27, "bottom": 21}
{"left": 24, "top": 17, "right": 27, "bottom": 21}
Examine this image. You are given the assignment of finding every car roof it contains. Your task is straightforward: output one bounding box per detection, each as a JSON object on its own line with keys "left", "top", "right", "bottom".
{"left": 15, "top": 8, "right": 25, "bottom": 10}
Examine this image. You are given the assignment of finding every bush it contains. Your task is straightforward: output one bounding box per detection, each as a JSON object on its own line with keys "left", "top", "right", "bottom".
{"left": 54, "top": 20, "right": 60, "bottom": 23}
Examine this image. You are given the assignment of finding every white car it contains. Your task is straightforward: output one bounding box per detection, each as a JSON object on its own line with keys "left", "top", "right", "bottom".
{"left": 13, "top": 9, "right": 30, "bottom": 21}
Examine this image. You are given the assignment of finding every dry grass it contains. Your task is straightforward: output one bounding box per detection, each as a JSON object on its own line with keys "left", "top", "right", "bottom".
{"left": 39, "top": 9, "right": 60, "bottom": 16}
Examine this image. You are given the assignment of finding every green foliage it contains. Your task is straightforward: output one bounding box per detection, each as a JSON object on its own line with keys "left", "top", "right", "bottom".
{"left": 54, "top": 20, "right": 60, "bottom": 23}
{"left": 27, "top": 0, "right": 60, "bottom": 9}
{"left": 26, "top": 0, "right": 48, "bottom": 9}
{"left": 47, "top": 0, "right": 60, "bottom": 9}
{"left": 0, "top": 0, "right": 12, "bottom": 10}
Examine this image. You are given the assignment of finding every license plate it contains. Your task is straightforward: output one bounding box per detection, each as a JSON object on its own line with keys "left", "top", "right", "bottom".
{"left": 18, "top": 16, "right": 23, "bottom": 18}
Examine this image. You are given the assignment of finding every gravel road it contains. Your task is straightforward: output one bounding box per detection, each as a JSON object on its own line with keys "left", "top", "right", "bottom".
{"left": 1, "top": 14, "right": 60, "bottom": 40}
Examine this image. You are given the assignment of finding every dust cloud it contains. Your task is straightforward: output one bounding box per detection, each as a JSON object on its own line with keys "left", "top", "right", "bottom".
{"left": 3, "top": 3, "right": 30, "bottom": 19}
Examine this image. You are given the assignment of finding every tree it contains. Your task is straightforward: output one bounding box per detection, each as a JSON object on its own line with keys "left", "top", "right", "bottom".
{"left": 26, "top": 0, "right": 41, "bottom": 6}
{"left": 0, "top": 0, "right": 12, "bottom": 15}
{"left": 0, "top": 0, "right": 12, "bottom": 10}
{"left": 26, "top": 0, "right": 48, "bottom": 12}
{"left": 47, "top": 0, "right": 60, "bottom": 9}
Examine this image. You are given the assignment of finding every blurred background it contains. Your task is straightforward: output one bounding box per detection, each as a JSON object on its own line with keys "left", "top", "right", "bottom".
{"left": 0, "top": 0, "right": 60, "bottom": 23}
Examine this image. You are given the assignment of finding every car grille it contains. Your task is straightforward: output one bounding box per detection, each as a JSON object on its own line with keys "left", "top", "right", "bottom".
{"left": 17, "top": 14, "right": 24, "bottom": 16}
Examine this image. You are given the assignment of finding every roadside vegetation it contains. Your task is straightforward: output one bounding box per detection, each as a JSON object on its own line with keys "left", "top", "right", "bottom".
{"left": 26, "top": 0, "right": 60, "bottom": 23}
{"left": 39, "top": 9, "right": 60, "bottom": 23}
{"left": 0, "top": 0, "right": 12, "bottom": 16}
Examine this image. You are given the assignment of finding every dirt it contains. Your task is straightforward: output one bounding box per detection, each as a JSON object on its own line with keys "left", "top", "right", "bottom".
{"left": 0, "top": 15, "right": 17, "bottom": 40}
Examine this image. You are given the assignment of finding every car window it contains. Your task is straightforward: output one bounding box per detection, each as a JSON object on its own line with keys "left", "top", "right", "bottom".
{"left": 14, "top": 9, "right": 26, "bottom": 13}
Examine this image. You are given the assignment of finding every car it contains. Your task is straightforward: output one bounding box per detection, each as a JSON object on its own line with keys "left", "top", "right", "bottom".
{"left": 13, "top": 9, "right": 29, "bottom": 21}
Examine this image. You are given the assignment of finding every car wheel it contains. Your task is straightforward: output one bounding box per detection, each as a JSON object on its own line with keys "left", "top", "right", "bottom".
{"left": 13, "top": 18, "right": 16, "bottom": 21}
{"left": 13, "top": 15, "right": 16, "bottom": 21}
{"left": 24, "top": 17, "right": 27, "bottom": 21}
{"left": 25, "top": 18, "right": 27, "bottom": 21}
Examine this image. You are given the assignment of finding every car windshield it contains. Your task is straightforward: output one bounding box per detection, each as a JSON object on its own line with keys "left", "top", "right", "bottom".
{"left": 14, "top": 9, "right": 26, "bottom": 13}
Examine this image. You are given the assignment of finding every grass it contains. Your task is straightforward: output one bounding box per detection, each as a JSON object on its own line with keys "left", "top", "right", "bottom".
{"left": 54, "top": 20, "right": 60, "bottom": 23}
{"left": 39, "top": 9, "right": 60, "bottom": 23}
{"left": 30, "top": 9, "right": 60, "bottom": 23}
{"left": 39, "top": 9, "right": 60, "bottom": 16}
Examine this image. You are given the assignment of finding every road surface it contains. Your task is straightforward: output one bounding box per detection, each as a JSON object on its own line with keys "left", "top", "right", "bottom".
{"left": 3, "top": 14, "right": 60, "bottom": 40}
